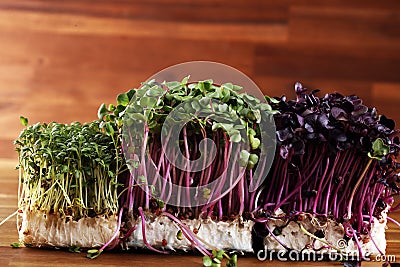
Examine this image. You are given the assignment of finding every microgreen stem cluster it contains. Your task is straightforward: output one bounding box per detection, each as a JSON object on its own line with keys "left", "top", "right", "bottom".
{"left": 16, "top": 121, "right": 124, "bottom": 220}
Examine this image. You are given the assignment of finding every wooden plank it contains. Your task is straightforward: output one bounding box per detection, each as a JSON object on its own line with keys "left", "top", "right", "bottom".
{"left": 288, "top": 6, "right": 400, "bottom": 46}
{"left": 0, "top": 10, "right": 288, "bottom": 43}
{"left": 0, "top": 0, "right": 290, "bottom": 23}
{"left": 254, "top": 43, "right": 400, "bottom": 83}
{"left": 0, "top": 27, "right": 256, "bottom": 144}
{"left": 293, "top": 0, "right": 400, "bottom": 10}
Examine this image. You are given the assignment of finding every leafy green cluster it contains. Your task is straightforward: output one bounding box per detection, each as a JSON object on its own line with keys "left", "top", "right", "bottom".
{"left": 203, "top": 249, "right": 237, "bottom": 267}
{"left": 16, "top": 119, "right": 123, "bottom": 220}
{"left": 121, "top": 77, "right": 276, "bottom": 170}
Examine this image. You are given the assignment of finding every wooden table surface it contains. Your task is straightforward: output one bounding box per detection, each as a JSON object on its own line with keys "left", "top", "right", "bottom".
{"left": 1, "top": 159, "right": 399, "bottom": 266}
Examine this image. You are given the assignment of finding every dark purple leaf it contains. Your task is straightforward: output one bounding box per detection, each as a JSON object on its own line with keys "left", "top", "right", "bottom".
{"left": 351, "top": 105, "right": 368, "bottom": 117}
{"left": 304, "top": 123, "right": 314, "bottom": 133}
{"left": 317, "top": 114, "right": 329, "bottom": 128}
{"left": 331, "top": 107, "right": 347, "bottom": 120}
{"left": 301, "top": 109, "right": 313, "bottom": 116}
{"left": 296, "top": 114, "right": 304, "bottom": 127}
{"left": 294, "top": 82, "right": 306, "bottom": 94}
{"left": 305, "top": 133, "right": 316, "bottom": 140}
{"left": 280, "top": 145, "right": 289, "bottom": 159}
{"left": 380, "top": 115, "right": 395, "bottom": 130}
{"left": 277, "top": 128, "right": 293, "bottom": 142}
{"left": 340, "top": 99, "right": 354, "bottom": 113}
{"left": 330, "top": 129, "right": 347, "bottom": 142}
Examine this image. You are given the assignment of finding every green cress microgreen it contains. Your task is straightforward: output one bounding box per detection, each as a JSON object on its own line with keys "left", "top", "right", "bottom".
{"left": 69, "top": 245, "right": 81, "bottom": 253}
{"left": 203, "top": 250, "right": 237, "bottom": 267}
{"left": 15, "top": 120, "right": 124, "bottom": 220}
{"left": 19, "top": 116, "right": 28, "bottom": 127}
{"left": 10, "top": 242, "right": 20, "bottom": 248}
{"left": 87, "top": 249, "right": 102, "bottom": 259}
{"left": 176, "top": 230, "right": 183, "bottom": 240}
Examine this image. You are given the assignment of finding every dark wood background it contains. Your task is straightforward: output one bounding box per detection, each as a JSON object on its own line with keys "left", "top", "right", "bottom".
{"left": 0, "top": 1, "right": 400, "bottom": 265}
{"left": 1, "top": 0, "right": 400, "bottom": 159}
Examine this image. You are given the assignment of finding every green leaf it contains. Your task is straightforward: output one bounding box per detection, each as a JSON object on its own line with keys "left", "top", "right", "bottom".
{"left": 218, "top": 104, "right": 229, "bottom": 113}
{"left": 139, "top": 96, "right": 158, "bottom": 108}
{"left": 215, "top": 250, "right": 224, "bottom": 260}
{"left": 176, "top": 230, "right": 183, "bottom": 240}
{"left": 20, "top": 116, "right": 28, "bottom": 126}
{"left": 230, "top": 132, "right": 242, "bottom": 143}
{"left": 10, "top": 242, "right": 20, "bottom": 248}
{"left": 233, "top": 85, "right": 242, "bottom": 91}
{"left": 371, "top": 138, "right": 390, "bottom": 158}
{"left": 191, "top": 99, "right": 201, "bottom": 111}
{"left": 265, "top": 95, "right": 280, "bottom": 104}
{"left": 212, "top": 122, "right": 233, "bottom": 133}
{"left": 117, "top": 93, "right": 129, "bottom": 106}
{"left": 69, "top": 246, "right": 81, "bottom": 253}
{"left": 130, "top": 113, "right": 146, "bottom": 122}
{"left": 249, "top": 153, "right": 259, "bottom": 164}
{"left": 104, "top": 122, "right": 115, "bottom": 136}
{"left": 203, "top": 255, "right": 212, "bottom": 267}
{"left": 213, "top": 258, "right": 221, "bottom": 264}
{"left": 97, "top": 104, "right": 108, "bottom": 120}
{"left": 247, "top": 153, "right": 259, "bottom": 169}
{"left": 249, "top": 135, "right": 260, "bottom": 150}
{"left": 198, "top": 80, "right": 213, "bottom": 92}
{"left": 227, "top": 254, "right": 238, "bottom": 267}
{"left": 146, "top": 86, "right": 165, "bottom": 97}
{"left": 239, "top": 150, "right": 250, "bottom": 167}
{"left": 181, "top": 76, "right": 190, "bottom": 85}
{"left": 87, "top": 249, "right": 102, "bottom": 259}
{"left": 221, "top": 83, "right": 234, "bottom": 90}
{"left": 166, "top": 81, "right": 182, "bottom": 91}
{"left": 372, "top": 138, "right": 384, "bottom": 152}
{"left": 127, "top": 89, "right": 136, "bottom": 100}
{"left": 108, "top": 104, "right": 116, "bottom": 112}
